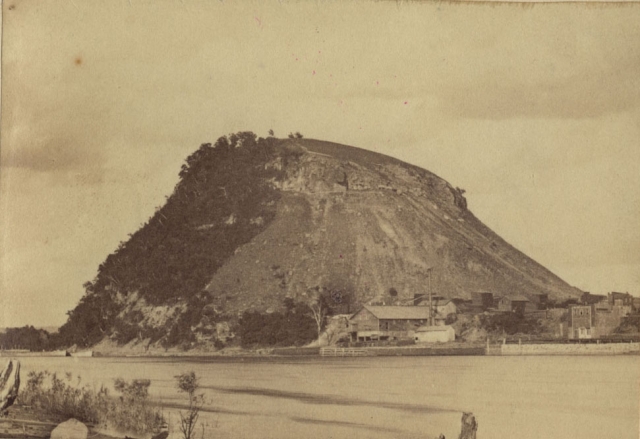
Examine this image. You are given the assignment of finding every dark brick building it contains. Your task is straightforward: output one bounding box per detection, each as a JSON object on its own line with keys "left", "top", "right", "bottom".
{"left": 569, "top": 305, "right": 594, "bottom": 339}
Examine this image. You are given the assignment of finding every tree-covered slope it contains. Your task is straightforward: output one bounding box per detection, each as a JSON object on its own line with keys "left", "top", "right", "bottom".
{"left": 57, "top": 132, "right": 295, "bottom": 347}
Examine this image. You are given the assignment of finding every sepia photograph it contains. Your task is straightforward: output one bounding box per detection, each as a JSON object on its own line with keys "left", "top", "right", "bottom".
{"left": 1, "top": 1, "right": 639, "bottom": 438}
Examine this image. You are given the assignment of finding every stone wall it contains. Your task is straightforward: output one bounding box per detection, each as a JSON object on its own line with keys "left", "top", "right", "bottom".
{"left": 501, "top": 342, "right": 640, "bottom": 356}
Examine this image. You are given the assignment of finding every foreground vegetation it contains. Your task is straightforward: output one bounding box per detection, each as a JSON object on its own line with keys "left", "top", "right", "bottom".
{"left": 19, "top": 371, "right": 165, "bottom": 435}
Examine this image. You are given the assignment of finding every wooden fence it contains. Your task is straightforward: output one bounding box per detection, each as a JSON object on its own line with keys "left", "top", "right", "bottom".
{"left": 320, "top": 347, "right": 372, "bottom": 357}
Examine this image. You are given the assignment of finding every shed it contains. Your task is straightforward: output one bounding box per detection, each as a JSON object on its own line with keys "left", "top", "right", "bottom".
{"left": 497, "top": 295, "right": 531, "bottom": 314}
{"left": 511, "top": 295, "right": 531, "bottom": 314}
{"left": 533, "top": 294, "right": 549, "bottom": 309}
{"left": 471, "top": 292, "right": 494, "bottom": 310}
{"left": 433, "top": 299, "right": 457, "bottom": 316}
{"left": 414, "top": 325, "right": 455, "bottom": 343}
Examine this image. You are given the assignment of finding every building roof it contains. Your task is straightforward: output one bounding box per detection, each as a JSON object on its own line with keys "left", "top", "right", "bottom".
{"left": 582, "top": 292, "right": 606, "bottom": 298}
{"left": 355, "top": 305, "right": 431, "bottom": 320}
{"left": 510, "top": 295, "right": 530, "bottom": 302}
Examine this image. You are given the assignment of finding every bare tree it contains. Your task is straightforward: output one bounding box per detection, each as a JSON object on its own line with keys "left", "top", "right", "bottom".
{"left": 175, "top": 371, "right": 204, "bottom": 439}
{"left": 307, "top": 298, "right": 329, "bottom": 338}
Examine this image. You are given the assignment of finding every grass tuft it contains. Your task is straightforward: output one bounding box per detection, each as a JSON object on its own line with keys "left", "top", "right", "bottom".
{"left": 19, "top": 370, "right": 165, "bottom": 435}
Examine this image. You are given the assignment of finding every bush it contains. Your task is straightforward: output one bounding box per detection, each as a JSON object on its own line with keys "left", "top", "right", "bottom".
{"left": 479, "top": 313, "right": 542, "bottom": 336}
{"left": 238, "top": 299, "right": 317, "bottom": 347}
{"left": 0, "top": 326, "right": 50, "bottom": 351}
{"left": 20, "top": 370, "right": 164, "bottom": 435}
{"left": 113, "top": 319, "right": 140, "bottom": 344}
{"left": 615, "top": 314, "right": 640, "bottom": 333}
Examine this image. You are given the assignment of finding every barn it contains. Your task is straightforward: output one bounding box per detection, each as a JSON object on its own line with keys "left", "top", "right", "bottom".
{"left": 348, "top": 305, "right": 430, "bottom": 341}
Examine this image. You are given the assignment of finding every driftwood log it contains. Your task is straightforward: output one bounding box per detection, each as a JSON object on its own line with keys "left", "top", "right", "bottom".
{"left": 458, "top": 412, "right": 478, "bottom": 439}
{"left": 0, "top": 359, "right": 21, "bottom": 413}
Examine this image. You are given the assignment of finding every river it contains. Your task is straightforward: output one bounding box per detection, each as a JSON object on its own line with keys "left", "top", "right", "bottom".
{"left": 12, "top": 355, "right": 639, "bottom": 439}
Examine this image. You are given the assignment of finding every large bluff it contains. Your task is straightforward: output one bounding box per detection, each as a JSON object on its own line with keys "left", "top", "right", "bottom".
{"left": 57, "top": 133, "right": 582, "bottom": 348}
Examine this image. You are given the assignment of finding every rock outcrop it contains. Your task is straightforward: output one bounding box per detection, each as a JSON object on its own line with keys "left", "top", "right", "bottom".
{"left": 50, "top": 418, "right": 88, "bottom": 439}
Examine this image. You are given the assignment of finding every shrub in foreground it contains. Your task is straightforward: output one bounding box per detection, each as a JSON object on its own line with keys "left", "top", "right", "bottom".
{"left": 19, "top": 370, "right": 164, "bottom": 435}
{"left": 175, "top": 371, "right": 205, "bottom": 439}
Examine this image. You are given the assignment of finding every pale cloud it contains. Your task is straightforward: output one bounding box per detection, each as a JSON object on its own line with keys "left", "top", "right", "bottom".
{"left": 2, "top": 0, "right": 639, "bottom": 326}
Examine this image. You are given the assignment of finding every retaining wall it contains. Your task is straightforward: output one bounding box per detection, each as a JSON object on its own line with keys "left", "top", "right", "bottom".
{"left": 501, "top": 342, "right": 640, "bottom": 356}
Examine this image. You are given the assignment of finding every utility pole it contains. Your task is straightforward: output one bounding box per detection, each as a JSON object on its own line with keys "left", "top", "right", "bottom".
{"left": 428, "top": 267, "right": 433, "bottom": 326}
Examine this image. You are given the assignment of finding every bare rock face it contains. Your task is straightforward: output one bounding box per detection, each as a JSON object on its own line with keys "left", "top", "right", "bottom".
{"left": 205, "top": 139, "right": 582, "bottom": 315}
{"left": 0, "top": 359, "right": 20, "bottom": 413}
{"left": 50, "top": 418, "right": 88, "bottom": 439}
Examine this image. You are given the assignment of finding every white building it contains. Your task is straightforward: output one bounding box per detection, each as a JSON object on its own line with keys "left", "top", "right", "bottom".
{"left": 414, "top": 325, "right": 455, "bottom": 343}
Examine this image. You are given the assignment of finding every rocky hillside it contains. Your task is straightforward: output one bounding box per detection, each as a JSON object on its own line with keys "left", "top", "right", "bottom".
{"left": 57, "top": 132, "right": 582, "bottom": 348}
{"left": 206, "top": 138, "right": 581, "bottom": 312}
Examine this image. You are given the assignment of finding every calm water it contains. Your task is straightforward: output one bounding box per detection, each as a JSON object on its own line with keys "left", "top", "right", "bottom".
{"left": 12, "top": 355, "right": 639, "bottom": 439}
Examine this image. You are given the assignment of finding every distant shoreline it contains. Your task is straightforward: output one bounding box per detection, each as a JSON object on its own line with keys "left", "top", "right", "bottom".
{"left": 3, "top": 340, "right": 639, "bottom": 358}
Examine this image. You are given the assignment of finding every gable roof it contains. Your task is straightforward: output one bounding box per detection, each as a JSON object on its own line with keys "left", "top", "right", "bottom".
{"left": 354, "top": 305, "right": 431, "bottom": 320}
{"left": 510, "top": 295, "right": 530, "bottom": 302}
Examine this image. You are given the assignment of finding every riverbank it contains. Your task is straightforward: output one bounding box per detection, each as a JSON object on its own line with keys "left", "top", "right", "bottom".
{"left": 500, "top": 341, "right": 640, "bottom": 355}
{"left": 4, "top": 340, "right": 639, "bottom": 359}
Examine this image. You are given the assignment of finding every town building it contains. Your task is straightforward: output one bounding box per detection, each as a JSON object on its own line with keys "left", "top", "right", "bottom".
{"left": 414, "top": 325, "right": 455, "bottom": 343}
{"left": 532, "top": 294, "right": 549, "bottom": 310}
{"left": 580, "top": 292, "right": 607, "bottom": 305}
{"left": 568, "top": 305, "right": 594, "bottom": 339}
{"left": 471, "top": 292, "right": 494, "bottom": 310}
{"left": 496, "top": 295, "right": 531, "bottom": 314}
{"left": 348, "top": 305, "right": 430, "bottom": 342}
{"left": 511, "top": 296, "right": 532, "bottom": 314}
{"left": 568, "top": 301, "right": 630, "bottom": 340}
{"left": 433, "top": 298, "right": 457, "bottom": 320}
{"left": 609, "top": 292, "right": 633, "bottom": 307}
{"left": 415, "top": 297, "right": 457, "bottom": 322}
{"left": 495, "top": 296, "right": 510, "bottom": 312}
{"left": 584, "top": 292, "right": 633, "bottom": 317}
{"left": 608, "top": 292, "right": 633, "bottom": 316}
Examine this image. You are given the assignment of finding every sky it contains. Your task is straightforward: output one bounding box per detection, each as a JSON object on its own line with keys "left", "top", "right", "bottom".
{"left": 1, "top": 0, "right": 639, "bottom": 328}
